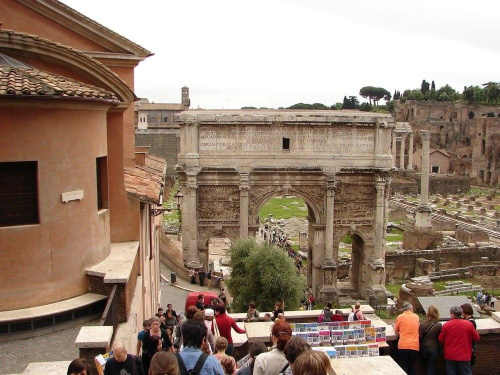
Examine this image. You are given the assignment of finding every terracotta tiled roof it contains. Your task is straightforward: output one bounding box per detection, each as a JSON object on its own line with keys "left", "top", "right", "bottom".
{"left": 50, "top": 0, "right": 152, "bottom": 57}
{"left": 0, "top": 30, "right": 136, "bottom": 101}
{"left": 0, "top": 66, "right": 118, "bottom": 103}
{"left": 136, "top": 103, "right": 187, "bottom": 111}
{"left": 124, "top": 156, "right": 167, "bottom": 204}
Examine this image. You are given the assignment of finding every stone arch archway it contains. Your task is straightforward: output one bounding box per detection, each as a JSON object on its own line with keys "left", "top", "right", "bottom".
{"left": 177, "top": 111, "right": 393, "bottom": 304}
{"left": 248, "top": 185, "right": 323, "bottom": 227}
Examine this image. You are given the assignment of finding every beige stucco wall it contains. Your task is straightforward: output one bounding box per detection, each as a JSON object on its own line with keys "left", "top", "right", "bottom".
{"left": 0, "top": 104, "right": 111, "bottom": 311}
{"left": 413, "top": 150, "right": 450, "bottom": 174}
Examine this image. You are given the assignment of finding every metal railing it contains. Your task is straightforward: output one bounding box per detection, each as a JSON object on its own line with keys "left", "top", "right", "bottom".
{"left": 100, "top": 284, "right": 118, "bottom": 331}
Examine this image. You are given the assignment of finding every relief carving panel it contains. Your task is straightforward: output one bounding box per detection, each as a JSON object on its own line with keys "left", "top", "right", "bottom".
{"left": 197, "top": 185, "right": 240, "bottom": 220}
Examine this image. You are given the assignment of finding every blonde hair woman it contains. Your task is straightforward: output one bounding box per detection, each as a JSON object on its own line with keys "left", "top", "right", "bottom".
{"left": 419, "top": 305, "right": 442, "bottom": 375}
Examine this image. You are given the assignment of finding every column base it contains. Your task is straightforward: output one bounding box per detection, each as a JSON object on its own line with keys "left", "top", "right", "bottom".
{"left": 415, "top": 205, "right": 432, "bottom": 231}
{"left": 366, "top": 285, "right": 388, "bottom": 306}
{"left": 187, "top": 258, "right": 203, "bottom": 269}
{"left": 319, "top": 286, "right": 339, "bottom": 304}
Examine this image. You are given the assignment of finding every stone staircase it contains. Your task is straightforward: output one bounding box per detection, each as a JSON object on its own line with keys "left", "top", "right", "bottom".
{"left": 434, "top": 280, "right": 482, "bottom": 296}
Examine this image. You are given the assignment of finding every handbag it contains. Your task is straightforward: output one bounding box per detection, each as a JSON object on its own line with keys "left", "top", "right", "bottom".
{"left": 317, "top": 311, "right": 324, "bottom": 323}
{"left": 212, "top": 318, "right": 221, "bottom": 341}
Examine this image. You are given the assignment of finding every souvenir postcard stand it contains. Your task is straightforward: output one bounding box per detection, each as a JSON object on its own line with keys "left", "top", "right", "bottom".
{"left": 289, "top": 320, "right": 386, "bottom": 359}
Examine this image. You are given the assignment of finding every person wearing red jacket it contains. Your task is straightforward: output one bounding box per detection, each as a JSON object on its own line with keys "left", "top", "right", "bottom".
{"left": 438, "top": 305, "right": 480, "bottom": 375}
{"left": 212, "top": 304, "right": 246, "bottom": 356}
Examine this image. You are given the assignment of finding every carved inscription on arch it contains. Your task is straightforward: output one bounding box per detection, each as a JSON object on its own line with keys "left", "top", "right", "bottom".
{"left": 199, "top": 126, "right": 375, "bottom": 154}
{"left": 197, "top": 185, "right": 240, "bottom": 220}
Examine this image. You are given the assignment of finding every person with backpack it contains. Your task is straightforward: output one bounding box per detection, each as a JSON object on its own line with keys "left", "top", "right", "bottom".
{"left": 348, "top": 303, "right": 364, "bottom": 322}
{"left": 461, "top": 303, "right": 477, "bottom": 367}
{"left": 176, "top": 320, "right": 224, "bottom": 375}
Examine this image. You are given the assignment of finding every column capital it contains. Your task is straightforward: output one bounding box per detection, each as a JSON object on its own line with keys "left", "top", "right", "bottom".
{"left": 420, "top": 129, "right": 431, "bottom": 141}
{"left": 409, "top": 132, "right": 414, "bottom": 139}
{"left": 375, "top": 178, "right": 386, "bottom": 192}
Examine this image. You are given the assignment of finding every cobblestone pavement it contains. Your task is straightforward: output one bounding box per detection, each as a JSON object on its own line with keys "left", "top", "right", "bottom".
{"left": 159, "top": 262, "right": 190, "bottom": 315}
{"left": 0, "top": 320, "right": 98, "bottom": 375}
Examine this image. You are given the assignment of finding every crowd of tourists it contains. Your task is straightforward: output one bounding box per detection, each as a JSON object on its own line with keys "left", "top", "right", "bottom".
{"left": 260, "top": 224, "right": 304, "bottom": 275}
{"left": 66, "top": 298, "right": 334, "bottom": 375}
{"left": 394, "top": 301, "right": 479, "bottom": 375}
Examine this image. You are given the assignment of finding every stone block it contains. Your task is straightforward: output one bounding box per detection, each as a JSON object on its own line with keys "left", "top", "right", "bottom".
{"left": 476, "top": 202, "right": 483, "bottom": 207}
{"left": 440, "top": 262, "right": 452, "bottom": 271}
{"left": 415, "top": 258, "right": 436, "bottom": 276}
{"left": 480, "top": 208, "right": 487, "bottom": 215}
{"left": 488, "top": 204, "right": 495, "bottom": 210}
{"left": 486, "top": 195, "right": 493, "bottom": 201}
{"left": 494, "top": 211, "right": 500, "bottom": 219}
{"left": 444, "top": 200, "right": 450, "bottom": 206}
{"left": 456, "top": 227, "right": 489, "bottom": 244}
{"left": 402, "top": 230, "right": 443, "bottom": 250}
{"left": 467, "top": 205, "right": 474, "bottom": 212}
{"left": 456, "top": 202, "right": 462, "bottom": 208}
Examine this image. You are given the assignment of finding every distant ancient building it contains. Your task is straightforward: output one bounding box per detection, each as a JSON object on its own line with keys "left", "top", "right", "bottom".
{"left": 135, "top": 87, "right": 190, "bottom": 128}
{"left": 394, "top": 101, "right": 500, "bottom": 186}
{"left": 413, "top": 148, "right": 451, "bottom": 174}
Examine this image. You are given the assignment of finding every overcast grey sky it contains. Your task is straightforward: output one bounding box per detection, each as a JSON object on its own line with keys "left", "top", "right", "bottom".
{"left": 62, "top": 0, "right": 500, "bottom": 109}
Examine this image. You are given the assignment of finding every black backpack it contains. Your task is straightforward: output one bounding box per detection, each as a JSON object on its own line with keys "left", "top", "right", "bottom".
{"left": 175, "top": 352, "right": 209, "bottom": 375}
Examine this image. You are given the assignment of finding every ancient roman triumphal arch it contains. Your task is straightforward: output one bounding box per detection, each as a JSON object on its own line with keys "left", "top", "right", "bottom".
{"left": 176, "top": 110, "right": 394, "bottom": 304}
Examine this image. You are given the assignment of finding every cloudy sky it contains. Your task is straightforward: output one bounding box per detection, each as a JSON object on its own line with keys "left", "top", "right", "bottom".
{"left": 62, "top": 0, "right": 500, "bottom": 109}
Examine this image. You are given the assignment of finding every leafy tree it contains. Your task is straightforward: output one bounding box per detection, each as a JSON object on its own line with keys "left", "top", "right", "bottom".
{"left": 241, "top": 106, "right": 257, "bottom": 109}
{"left": 483, "top": 82, "right": 500, "bottom": 103}
{"left": 437, "top": 84, "right": 458, "bottom": 101}
{"left": 330, "top": 103, "right": 343, "bottom": 110}
{"left": 359, "top": 102, "right": 373, "bottom": 112}
{"left": 431, "top": 81, "right": 436, "bottom": 91}
{"left": 386, "top": 101, "right": 395, "bottom": 113}
{"left": 421, "top": 80, "right": 430, "bottom": 94}
{"left": 462, "top": 86, "right": 476, "bottom": 103}
{"left": 312, "top": 103, "right": 329, "bottom": 110}
{"left": 288, "top": 103, "right": 313, "bottom": 109}
{"left": 359, "top": 86, "right": 390, "bottom": 106}
{"left": 226, "top": 239, "right": 306, "bottom": 312}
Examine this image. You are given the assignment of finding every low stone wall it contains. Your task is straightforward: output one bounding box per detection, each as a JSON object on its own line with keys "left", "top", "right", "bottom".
{"left": 386, "top": 246, "right": 500, "bottom": 279}
{"left": 387, "top": 333, "right": 499, "bottom": 375}
{"left": 402, "top": 229, "right": 443, "bottom": 250}
{"left": 391, "top": 171, "right": 470, "bottom": 195}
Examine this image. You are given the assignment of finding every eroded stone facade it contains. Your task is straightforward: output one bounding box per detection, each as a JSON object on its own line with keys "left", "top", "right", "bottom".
{"left": 176, "top": 110, "right": 394, "bottom": 303}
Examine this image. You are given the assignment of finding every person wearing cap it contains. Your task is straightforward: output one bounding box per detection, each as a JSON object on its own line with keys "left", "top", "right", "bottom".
{"left": 395, "top": 301, "right": 420, "bottom": 375}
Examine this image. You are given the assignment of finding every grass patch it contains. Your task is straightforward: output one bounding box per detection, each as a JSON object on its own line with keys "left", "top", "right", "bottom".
{"left": 291, "top": 244, "right": 300, "bottom": 251}
{"left": 385, "top": 283, "right": 401, "bottom": 296}
{"left": 259, "top": 196, "right": 308, "bottom": 221}
{"left": 341, "top": 234, "right": 352, "bottom": 244}
{"left": 163, "top": 181, "right": 181, "bottom": 225}
{"left": 387, "top": 228, "right": 403, "bottom": 242}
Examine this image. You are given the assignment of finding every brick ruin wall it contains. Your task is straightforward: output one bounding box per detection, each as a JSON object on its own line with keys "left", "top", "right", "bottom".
{"left": 391, "top": 171, "right": 470, "bottom": 195}
{"left": 393, "top": 101, "right": 500, "bottom": 186}
{"left": 135, "top": 128, "right": 180, "bottom": 175}
{"left": 385, "top": 246, "right": 500, "bottom": 278}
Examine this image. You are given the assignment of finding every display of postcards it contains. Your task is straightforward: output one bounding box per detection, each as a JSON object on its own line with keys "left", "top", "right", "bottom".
{"left": 307, "top": 331, "right": 320, "bottom": 347}
{"left": 360, "top": 319, "right": 371, "bottom": 327}
{"left": 288, "top": 323, "right": 296, "bottom": 331}
{"left": 295, "top": 323, "right": 307, "bottom": 332}
{"left": 354, "top": 329, "right": 366, "bottom": 344}
{"left": 331, "top": 330, "right": 343, "bottom": 345}
{"left": 297, "top": 332, "right": 308, "bottom": 342}
{"left": 334, "top": 345, "right": 347, "bottom": 358}
{"left": 368, "top": 343, "right": 380, "bottom": 357}
{"left": 315, "top": 346, "right": 337, "bottom": 359}
{"left": 357, "top": 344, "right": 369, "bottom": 357}
{"left": 327, "top": 321, "right": 340, "bottom": 330}
{"left": 364, "top": 327, "right": 376, "bottom": 343}
{"left": 318, "top": 323, "right": 329, "bottom": 331}
{"left": 375, "top": 327, "right": 387, "bottom": 342}
{"left": 339, "top": 321, "right": 350, "bottom": 330}
{"left": 349, "top": 321, "right": 361, "bottom": 329}
{"left": 319, "top": 330, "right": 331, "bottom": 344}
{"left": 346, "top": 345, "right": 358, "bottom": 358}
{"left": 342, "top": 329, "right": 355, "bottom": 344}
{"left": 306, "top": 323, "right": 318, "bottom": 332}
